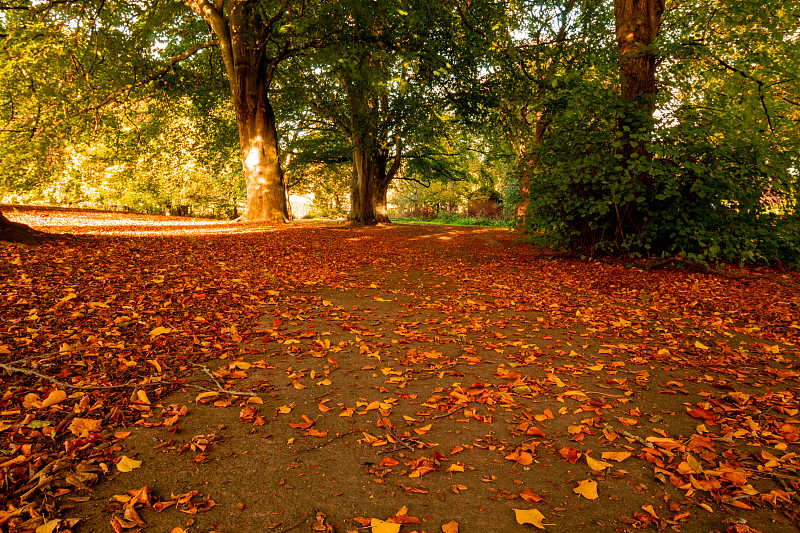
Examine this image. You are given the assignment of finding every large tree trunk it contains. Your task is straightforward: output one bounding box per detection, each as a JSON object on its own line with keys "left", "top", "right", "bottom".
{"left": 188, "top": 0, "right": 289, "bottom": 223}
{"left": 613, "top": 0, "right": 664, "bottom": 238}
{"left": 0, "top": 211, "right": 50, "bottom": 245}
{"left": 347, "top": 155, "right": 361, "bottom": 222}
{"left": 236, "top": 93, "right": 288, "bottom": 222}
{"left": 515, "top": 116, "right": 549, "bottom": 226}
{"left": 615, "top": 0, "right": 663, "bottom": 166}
{"left": 354, "top": 146, "right": 378, "bottom": 225}
{"left": 350, "top": 144, "right": 398, "bottom": 225}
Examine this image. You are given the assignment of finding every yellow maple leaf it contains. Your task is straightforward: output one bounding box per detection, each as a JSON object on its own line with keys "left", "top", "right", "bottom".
{"left": 513, "top": 508, "right": 546, "bottom": 529}
{"left": 573, "top": 479, "right": 598, "bottom": 500}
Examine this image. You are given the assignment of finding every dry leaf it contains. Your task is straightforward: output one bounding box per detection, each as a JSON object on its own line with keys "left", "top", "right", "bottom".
{"left": 116, "top": 456, "right": 143, "bottom": 473}
{"left": 586, "top": 455, "right": 613, "bottom": 471}
{"left": 42, "top": 390, "right": 67, "bottom": 408}
{"left": 442, "top": 520, "right": 459, "bottom": 533}
{"left": 513, "top": 508, "right": 546, "bottom": 529}
{"left": 573, "top": 479, "right": 598, "bottom": 500}
{"left": 370, "top": 518, "right": 401, "bottom": 533}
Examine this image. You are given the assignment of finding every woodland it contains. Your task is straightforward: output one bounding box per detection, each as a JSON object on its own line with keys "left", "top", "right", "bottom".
{"left": 0, "top": 0, "right": 798, "bottom": 263}
{"left": 1, "top": 1, "right": 800, "bottom": 533}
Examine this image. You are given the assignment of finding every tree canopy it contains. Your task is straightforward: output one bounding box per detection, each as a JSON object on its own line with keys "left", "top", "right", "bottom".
{"left": 1, "top": 0, "right": 798, "bottom": 263}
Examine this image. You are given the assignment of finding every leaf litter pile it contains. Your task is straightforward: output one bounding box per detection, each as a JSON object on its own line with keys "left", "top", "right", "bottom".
{"left": 1, "top": 207, "right": 799, "bottom": 533}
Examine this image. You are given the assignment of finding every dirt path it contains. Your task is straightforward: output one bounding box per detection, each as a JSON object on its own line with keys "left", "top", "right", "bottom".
{"left": 1, "top": 210, "right": 799, "bottom": 533}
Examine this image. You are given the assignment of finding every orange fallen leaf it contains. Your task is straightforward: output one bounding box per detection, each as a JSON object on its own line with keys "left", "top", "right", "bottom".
{"left": 641, "top": 505, "right": 659, "bottom": 519}
{"left": 601, "top": 451, "right": 631, "bottom": 462}
{"left": 442, "top": 520, "right": 459, "bottom": 533}
{"left": 520, "top": 487, "right": 543, "bottom": 502}
{"left": 42, "top": 390, "right": 67, "bottom": 408}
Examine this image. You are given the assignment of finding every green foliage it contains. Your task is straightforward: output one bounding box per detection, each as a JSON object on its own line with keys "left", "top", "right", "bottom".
{"left": 514, "top": 0, "right": 800, "bottom": 266}
{"left": 521, "top": 75, "right": 800, "bottom": 265}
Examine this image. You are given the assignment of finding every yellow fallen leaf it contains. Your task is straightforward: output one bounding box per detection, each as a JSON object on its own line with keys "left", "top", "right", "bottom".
{"left": 42, "top": 390, "right": 67, "bottom": 408}
{"left": 195, "top": 391, "right": 220, "bottom": 403}
{"left": 116, "top": 456, "right": 142, "bottom": 473}
{"left": 573, "top": 479, "right": 598, "bottom": 500}
{"left": 36, "top": 519, "right": 60, "bottom": 533}
{"left": 442, "top": 521, "right": 459, "bottom": 533}
{"left": 586, "top": 455, "right": 613, "bottom": 471}
{"left": 247, "top": 396, "right": 263, "bottom": 404}
{"left": 513, "top": 508, "right": 546, "bottom": 529}
{"left": 149, "top": 326, "right": 172, "bottom": 337}
{"left": 694, "top": 341, "right": 709, "bottom": 350}
{"left": 370, "top": 518, "right": 401, "bottom": 533}
{"left": 447, "top": 463, "right": 465, "bottom": 472}
{"left": 277, "top": 405, "right": 293, "bottom": 414}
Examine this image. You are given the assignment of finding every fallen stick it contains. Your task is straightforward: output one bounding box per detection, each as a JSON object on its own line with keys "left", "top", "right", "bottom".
{"left": 190, "top": 362, "right": 258, "bottom": 397}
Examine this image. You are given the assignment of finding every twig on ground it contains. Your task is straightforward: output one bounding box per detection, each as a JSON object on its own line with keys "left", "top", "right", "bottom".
{"left": 0, "top": 362, "right": 149, "bottom": 390}
{"left": 273, "top": 512, "right": 310, "bottom": 533}
{"left": 604, "top": 424, "right": 648, "bottom": 446}
{"left": 190, "top": 362, "right": 258, "bottom": 397}
{"left": 432, "top": 405, "right": 466, "bottom": 420}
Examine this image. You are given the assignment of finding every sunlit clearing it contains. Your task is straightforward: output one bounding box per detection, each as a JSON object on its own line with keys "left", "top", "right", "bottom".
{"left": 5, "top": 210, "right": 284, "bottom": 237}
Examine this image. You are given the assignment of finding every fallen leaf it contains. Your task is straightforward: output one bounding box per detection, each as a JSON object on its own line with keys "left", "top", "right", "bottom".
{"left": 41, "top": 389, "right": 67, "bottom": 408}
{"left": 573, "top": 479, "right": 598, "bottom": 500}
{"left": 116, "top": 456, "right": 142, "bottom": 473}
{"left": 370, "top": 518, "right": 401, "bottom": 533}
{"left": 586, "top": 455, "right": 613, "bottom": 471}
{"left": 442, "top": 520, "right": 459, "bottom": 533}
{"left": 513, "top": 508, "right": 546, "bottom": 529}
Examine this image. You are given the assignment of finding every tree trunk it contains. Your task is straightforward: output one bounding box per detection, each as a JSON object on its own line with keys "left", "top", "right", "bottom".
{"left": 347, "top": 152, "right": 362, "bottom": 222}
{"left": 354, "top": 146, "right": 378, "bottom": 225}
{"left": 235, "top": 73, "right": 288, "bottom": 223}
{"left": 373, "top": 170, "right": 391, "bottom": 224}
{"left": 615, "top": 0, "right": 663, "bottom": 166}
{"left": 0, "top": 210, "right": 49, "bottom": 245}
{"left": 515, "top": 116, "right": 549, "bottom": 226}
{"left": 613, "top": 0, "right": 664, "bottom": 238}
{"left": 187, "top": 0, "right": 289, "bottom": 223}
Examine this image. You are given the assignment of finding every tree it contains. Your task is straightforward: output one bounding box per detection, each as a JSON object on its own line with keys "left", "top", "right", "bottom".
{"left": 184, "top": 0, "right": 339, "bottom": 222}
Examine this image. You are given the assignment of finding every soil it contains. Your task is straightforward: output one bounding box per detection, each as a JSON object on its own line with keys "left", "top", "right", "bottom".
{"left": 1, "top": 208, "right": 799, "bottom": 533}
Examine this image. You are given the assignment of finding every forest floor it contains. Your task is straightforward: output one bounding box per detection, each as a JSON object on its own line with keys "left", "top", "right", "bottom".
{"left": 1, "top": 206, "right": 799, "bottom": 533}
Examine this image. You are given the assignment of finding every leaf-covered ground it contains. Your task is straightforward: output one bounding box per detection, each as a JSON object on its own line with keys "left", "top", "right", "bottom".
{"left": 1, "top": 207, "right": 799, "bottom": 533}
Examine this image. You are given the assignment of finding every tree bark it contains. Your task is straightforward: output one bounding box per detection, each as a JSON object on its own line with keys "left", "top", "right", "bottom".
{"left": 0, "top": 211, "right": 50, "bottom": 245}
{"left": 187, "top": 0, "right": 289, "bottom": 223}
{"left": 347, "top": 155, "right": 361, "bottom": 222}
{"left": 615, "top": 0, "right": 664, "bottom": 163}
